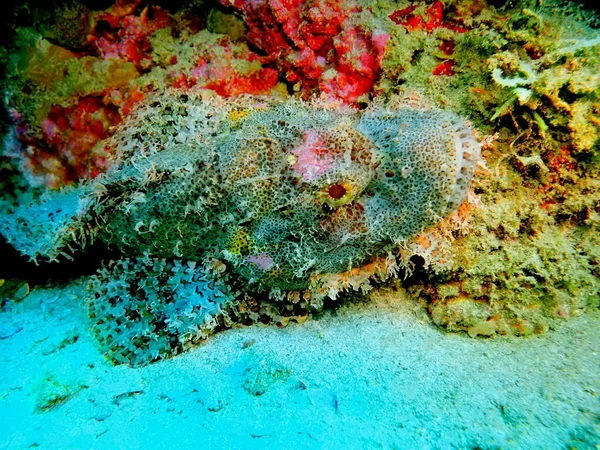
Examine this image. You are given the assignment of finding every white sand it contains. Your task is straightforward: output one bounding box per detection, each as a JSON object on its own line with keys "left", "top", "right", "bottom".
{"left": 1, "top": 279, "right": 598, "bottom": 449}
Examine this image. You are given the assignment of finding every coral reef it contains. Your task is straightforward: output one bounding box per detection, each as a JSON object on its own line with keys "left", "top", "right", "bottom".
{"left": 415, "top": 171, "right": 600, "bottom": 337}
{"left": 1, "top": 5, "right": 284, "bottom": 188}
{"left": 1, "top": 0, "right": 599, "bottom": 364}
{"left": 485, "top": 7, "right": 600, "bottom": 155}
{"left": 337, "top": 0, "right": 600, "bottom": 336}
{"left": 218, "top": 0, "right": 389, "bottom": 103}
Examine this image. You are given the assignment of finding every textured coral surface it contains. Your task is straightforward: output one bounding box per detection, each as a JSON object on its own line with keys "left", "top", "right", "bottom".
{"left": 218, "top": 0, "right": 389, "bottom": 103}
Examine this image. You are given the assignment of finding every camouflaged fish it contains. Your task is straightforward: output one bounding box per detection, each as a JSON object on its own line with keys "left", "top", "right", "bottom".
{"left": 1, "top": 92, "right": 481, "bottom": 365}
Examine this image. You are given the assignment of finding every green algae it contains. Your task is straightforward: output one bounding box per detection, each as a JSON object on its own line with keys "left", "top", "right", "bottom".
{"left": 365, "top": 0, "right": 600, "bottom": 336}
{"left": 4, "top": 29, "right": 139, "bottom": 125}
{"left": 413, "top": 146, "right": 600, "bottom": 337}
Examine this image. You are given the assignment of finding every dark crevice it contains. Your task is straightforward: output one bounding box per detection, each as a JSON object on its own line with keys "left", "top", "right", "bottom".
{"left": 0, "top": 235, "right": 118, "bottom": 286}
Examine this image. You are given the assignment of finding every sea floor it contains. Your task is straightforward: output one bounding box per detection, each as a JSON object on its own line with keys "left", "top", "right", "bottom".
{"left": 1, "top": 279, "right": 598, "bottom": 449}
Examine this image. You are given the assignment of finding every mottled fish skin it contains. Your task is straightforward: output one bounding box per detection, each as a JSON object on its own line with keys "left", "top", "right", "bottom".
{"left": 0, "top": 93, "right": 482, "bottom": 365}
{"left": 90, "top": 93, "right": 481, "bottom": 291}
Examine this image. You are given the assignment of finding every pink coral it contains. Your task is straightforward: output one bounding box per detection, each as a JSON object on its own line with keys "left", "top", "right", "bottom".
{"left": 219, "top": 0, "right": 389, "bottom": 104}
{"left": 181, "top": 38, "right": 280, "bottom": 97}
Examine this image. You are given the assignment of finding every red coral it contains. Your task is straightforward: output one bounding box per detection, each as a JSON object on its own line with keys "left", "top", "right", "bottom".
{"left": 182, "top": 39, "right": 280, "bottom": 97}
{"left": 389, "top": 2, "right": 443, "bottom": 31}
{"left": 89, "top": 6, "right": 170, "bottom": 69}
{"left": 390, "top": 2, "right": 468, "bottom": 77}
{"left": 34, "top": 97, "right": 119, "bottom": 186}
{"left": 544, "top": 146, "right": 578, "bottom": 184}
{"left": 432, "top": 60, "right": 456, "bottom": 76}
{"left": 537, "top": 146, "right": 579, "bottom": 209}
{"left": 204, "top": 69, "right": 279, "bottom": 97}
{"left": 424, "top": 1, "right": 444, "bottom": 32}
{"left": 389, "top": 1, "right": 467, "bottom": 33}
{"left": 219, "top": 0, "right": 389, "bottom": 104}
{"left": 116, "top": 88, "right": 145, "bottom": 116}
{"left": 320, "top": 28, "right": 389, "bottom": 103}
{"left": 170, "top": 73, "right": 197, "bottom": 90}
{"left": 439, "top": 40, "right": 456, "bottom": 56}
{"left": 11, "top": 90, "right": 144, "bottom": 188}
{"left": 389, "top": 5, "right": 420, "bottom": 29}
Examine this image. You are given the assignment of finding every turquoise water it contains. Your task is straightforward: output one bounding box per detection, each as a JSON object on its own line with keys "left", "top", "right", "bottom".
{"left": 1, "top": 283, "right": 599, "bottom": 449}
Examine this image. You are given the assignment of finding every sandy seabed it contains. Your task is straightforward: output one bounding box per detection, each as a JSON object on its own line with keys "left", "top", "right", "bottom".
{"left": 1, "top": 279, "right": 598, "bottom": 449}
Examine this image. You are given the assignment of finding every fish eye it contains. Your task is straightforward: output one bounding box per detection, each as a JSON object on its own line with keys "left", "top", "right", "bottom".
{"left": 328, "top": 183, "right": 347, "bottom": 199}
